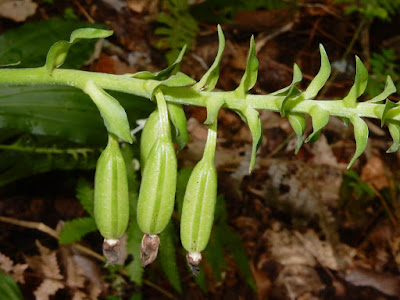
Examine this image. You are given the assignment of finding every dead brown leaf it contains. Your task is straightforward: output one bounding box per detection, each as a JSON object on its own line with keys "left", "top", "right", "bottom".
{"left": 360, "top": 156, "right": 389, "bottom": 190}
{"left": 0, "top": 251, "right": 28, "bottom": 283}
{"left": 33, "top": 278, "right": 65, "bottom": 300}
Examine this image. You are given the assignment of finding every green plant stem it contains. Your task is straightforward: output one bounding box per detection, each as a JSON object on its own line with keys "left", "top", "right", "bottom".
{"left": 0, "top": 67, "right": 394, "bottom": 123}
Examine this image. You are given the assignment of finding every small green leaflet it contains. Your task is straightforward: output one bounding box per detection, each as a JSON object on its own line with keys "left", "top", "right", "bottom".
{"left": 306, "top": 105, "right": 330, "bottom": 143}
{"left": 342, "top": 56, "right": 368, "bottom": 108}
{"left": 280, "top": 64, "right": 303, "bottom": 117}
{"left": 381, "top": 99, "right": 398, "bottom": 127}
{"left": 288, "top": 113, "right": 306, "bottom": 154}
{"left": 84, "top": 81, "right": 132, "bottom": 143}
{"left": 348, "top": 116, "right": 369, "bottom": 169}
{"left": 303, "top": 44, "right": 331, "bottom": 100}
{"left": 368, "top": 75, "right": 396, "bottom": 103}
{"left": 243, "top": 107, "right": 262, "bottom": 171}
{"left": 387, "top": 122, "right": 400, "bottom": 153}
{"left": 46, "top": 28, "right": 113, "bottom": 74}
{"left": 235, "top": 35, "right": 259, "bottom": 97}
{"left": 193, "top": 25, "right": 225, "bottom": 91}
{"left": 59, "top": 217, "right": 97, "bottom": 244}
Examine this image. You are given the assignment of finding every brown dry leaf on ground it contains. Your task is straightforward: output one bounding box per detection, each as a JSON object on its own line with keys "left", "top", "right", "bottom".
{"left": 361, "top": 156, "right": 390, "bottom": 190}
{"left": 0, "top": 251, "right": 28, "bottom": 283}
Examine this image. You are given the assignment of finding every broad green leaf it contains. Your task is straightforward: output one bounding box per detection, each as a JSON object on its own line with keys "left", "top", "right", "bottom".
{"left": 193, "top": 25, "right": 225, "bottom": 91}
{"left": 167, "top": 103, "right": 189, "bottom": 150}
{"left": 204, "top": 98, "right": 224, "bottom": 125}
{"left": 84, "top": 81, "right": 132, "bottom": 143}
{"left": 76, "top": 178, "right": 95, "bottom": 216}
{"left": 59, "top": 217, "right": 97, "bottom": 244}
{"left": 348, "top": 116, "right": 369, "bottom": 169}
{"left": 288, "top": 113, "right": 306, "bottom": 154}
{"left": 368, "top": 76, "right": 396, "bottom": 103}
{"left": 244, "top": 107, "right": 262, "bottom": 171}
{"left": 343, "top": 56, "right": 368, "bottom": 108}
{"left": 387, "top": 123, "right": 400, "bottom": 153}
{"left": 0, "top": 144, "right": 98, "bottom": 187}
{"left": 0, "top": 273, "right": 23, "bottom": 300}
{"left": 235, "top": 35, "right": 259, "bottom": 97}
{"left": 306, "top": 105, "right": 330, "bottom": 143}
{"left": 0, "top": 18, "right": 106, "bottom": 68}
{"left": 0, "top": 86, "right": 154, "bottom": 145}
{"left": 381, "top": 99, "right": 398, "bottom": 127}
{"left": 159, "top": 222, "right": 183, "bottom": 294}
{"left": 303, "top": 44, "right": 331, "bottom": 99}
{"left": 131, "top": 46, "right": 187, "bottom": 81}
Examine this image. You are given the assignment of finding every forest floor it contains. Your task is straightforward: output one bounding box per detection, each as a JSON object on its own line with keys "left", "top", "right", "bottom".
{"left": 0, "top": 1, "right": 400, "bottom": 299}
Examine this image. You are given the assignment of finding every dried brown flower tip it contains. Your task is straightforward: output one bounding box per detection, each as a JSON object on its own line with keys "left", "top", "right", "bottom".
{"left": 186, "top": 252, "right": 202, "bottom": 276}
{"left": 103, "top": 238, "right": 121, "bottom": 266}
{"left": 140, "top": 234, "right": 160, "bottom": 267}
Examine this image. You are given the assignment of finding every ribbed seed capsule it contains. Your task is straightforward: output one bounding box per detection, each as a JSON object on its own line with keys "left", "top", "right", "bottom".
{"left": 180, "top": 121, "right": 218, "bottom": 274}
{"left": 94, "top": 133, "right": 129, "bottom": 264}
{"left": 140, "top": 108, "right": 159, "bottom": 169}
{"left": 137, "top": 90, "right": 177, "bottom": 266}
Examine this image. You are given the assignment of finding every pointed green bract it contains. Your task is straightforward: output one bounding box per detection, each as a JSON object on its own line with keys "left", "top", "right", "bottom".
{"left": 84, "top": 81, "right": 132, "bottom": 143}
{"left": 194, "top": 25, "right": 225, "bottom": 91}
{"left": 368, "top": 75, "right": 396, "bottom": 103}
{"left": 387, "top": 123, "right": 400, "bottom": 153}
{"left": 348, "top": 116, "right": 369, "bottom": 169}
{"left": 303, "top": 44, "right": 331, "bottom": 99}
{"left": 279, "top": 64, "right": 303, "bottom": 117}
{"left": 45, "top": 28, "right": 112, "bottom": 74}
{"left": 167, "top": 102, "right": 189, "bottom": 150}
{"left": 306, "top": 105, "right": 330, "bottom": 143}
{"left": 343, "top": 56, "right": 368, "bottom": 108}
{"left": 381, "top": 99, "right": 398, "bottom": 127}
{"left": 244, "top": 107, "right": 262, "bottom": 171}
{"left": 204, "top": 98, "right": 224, "bottom": 125}
{"left": 288, "top": 113, "right": 306, "bottom": 154}
{"left": 131, "top": 46, "right": 187, "bottom": 80}
{"left": 235, "top": 35, "right": 259, "bottom": 97}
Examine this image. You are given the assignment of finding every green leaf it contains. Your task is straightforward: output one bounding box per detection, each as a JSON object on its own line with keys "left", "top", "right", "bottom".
{"left": 76, "top": 178, "right": 95, "bottom": 216}
{"left": 0, "top": 273, "right": 23, "bottom": 300}
{"left": 46, "top": 27, "right": 113, "bottom": 74}
{"left": 167, "top": 103, "right": 189, "bottom": 150}
{"left": 387, "top": 123, "right": 400, "bottom": 153}
{"left": 348, "top": 116, "right": 369, "bottom": 169}
{"left": 306, "top": 105, "right": 330, "bottom": 143}
{"left": 343, "top": 56, "right": 368, "bottom": 108}
{"left": 303, "top": 44, "right": 331, "bottom": 99}
{"left": 84, "top": 81, "right": 133, "bottom": 143}
{"left": 193, "top": 25, "right": 225, "bottom": 91}
{"left": 159, "top": 222, "right": 183, "bottom": 294}
{"left": 381, "top": 99, "right": 398, "bottom": 127}
{"left": 0, "top": 86, "right": 154, "bottom": 145}
{"left": 59, "top": 217, "right": 97, "bottom": 244}
{"left": 69, "top": 28, "right": 113, "bottom": 43}
{"left": 0, "top": 18, "right": 107, "bottom": 68}
{"left": 215, "top": 225, "right": 257, "bottom": 291}
{"left": 287, "top": 113, "right": 306, "bottom": 154}
{"left": 243, "top": 107, "right": 262, "bottom": 171}
{"left": 204, "top": 231, "right": 226, "bottom": 281}
{"left": 368, "top": 76, "right": 396, "bottom": 103}
{"left": 235, "top": 35, "right": 259, "bottom": 97}
{"left": 131, "top": 46, "right": 187, "bottom": 81}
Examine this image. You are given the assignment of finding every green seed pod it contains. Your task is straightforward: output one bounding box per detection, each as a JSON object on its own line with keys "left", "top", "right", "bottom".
{"left": 180, "top": 121, "right": 218, "bottom": 272}
{"left": 94, "top": 133, "right": 129, "bottom": 241}
{"left": 137, "top": 90, "right": 177, "bottom": 266}
{"left": 140, "top": 108, "right": 159, "bottom": 169}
